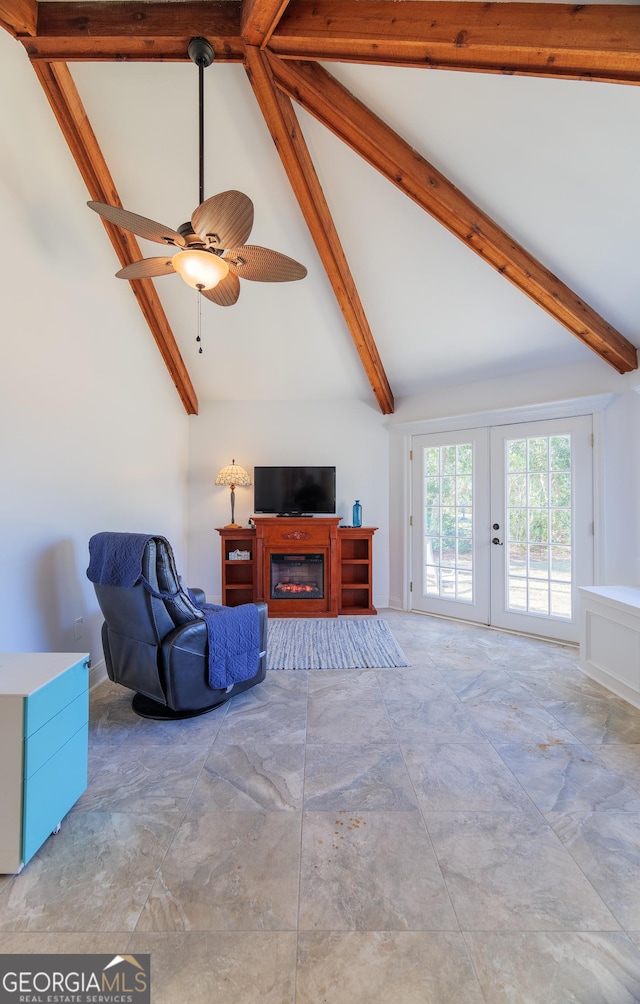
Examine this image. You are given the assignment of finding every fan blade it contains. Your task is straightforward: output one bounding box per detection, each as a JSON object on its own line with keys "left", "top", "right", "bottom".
{"left": 191, "top": 191, "right": 254, "bottom": 249}
{"left": 225, "top": 245, "right": 307, "bottom": 282}
{"left": 87, "top": 201, "right": 185, "bottom": 247}
{"left": 200, "top": 271, "right": 240, "bottom": 307}
{"left": 116, "top": 257, "right": 176, "bottom": 280}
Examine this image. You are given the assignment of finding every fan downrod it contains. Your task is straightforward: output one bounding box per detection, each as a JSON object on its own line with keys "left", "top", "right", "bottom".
{"left": 188, "top": 36, "right": 214, "bottom": 68}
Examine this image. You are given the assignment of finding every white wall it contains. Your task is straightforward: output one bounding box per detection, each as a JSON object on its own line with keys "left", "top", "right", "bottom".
{"left": 387, "top": 359, "right": 640, "bottom": 608}
{"left": 0, "top": 34, "right": 190, "bottom": 666}
{"left": 187, "top": 399, "right": 390, "bottom": 608}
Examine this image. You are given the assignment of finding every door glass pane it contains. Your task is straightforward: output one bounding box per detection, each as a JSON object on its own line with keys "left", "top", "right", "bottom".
{"left": 422, "top": 443, "right": 474, "bottom": 602}
{"left": 505, "top": 434, "right": 572, "bottom": 619}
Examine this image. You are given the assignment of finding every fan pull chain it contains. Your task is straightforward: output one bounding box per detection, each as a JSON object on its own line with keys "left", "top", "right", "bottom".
{"left": 197, "top": 290, "right": 203, "bottom": 353}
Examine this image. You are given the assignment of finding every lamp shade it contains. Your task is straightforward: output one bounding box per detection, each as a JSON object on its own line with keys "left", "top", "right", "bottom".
{"left": 215, "top": 460, "right": 252, "bottom": 488}
{"left": 172, "top": 249, "right": 229, "bottom": 290}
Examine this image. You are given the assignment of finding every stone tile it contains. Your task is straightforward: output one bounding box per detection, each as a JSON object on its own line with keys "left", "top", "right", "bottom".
{"left": 126, "top": 931, "right": 297, "bottom": 1004}
{"left": 88, "top": 682, "right": 141, "bottom": 746}
{"left": 465, "top": 931, "right": 640, "bottom": 1004}
{"left": 0, "top": 810, "right": 181, "bottom": 932}
{"left": 87, "top": 744, "right": 108, "bottom": 782}
{"left": 387, "top": 698, "right": 487, "bottom": 744}
{"left": 216, "top": 678, "right": 308, "bottom": 743}
{"left": 116, "top": 703, "right": 230, "bottom": 748}
{"left": 545, "top": 697, "right": 640, "bottom": 745}
{"left": 592, "top": 744, "right": 640, "bottom": 791}
{"left": 303, "top": 743, "right": 418, "bottom": 810}
{"left": 430, "top": 649, "right": 498, "bottom": 673}
{"left": 306, "top": 697, "right": 395, "bottom": 744}
{"left": 136, "top": 812, "right": 301, "bottom": 931}
{"left": 445, "top": 667, "right": 537, "bottom": 704}
{"left": 75, "top": 744, "right": 210, "bottom": 812}
{"left": 464, "top": 699, "right": 581, "bottom": 745}
{"left": 502, "top": 642, "right": 581, "bottom": 670}
{"left": 510, "top": 667, "right": 612, "bottom": 705}
{"left": 404, "top": 742, "right": 535, "bottom": 812}
{"left": 0, "top": 932, "right": 132, "bottom": 952}
{"left": 186, "top": 741, "right": 304, "bottom": 811}
{"left": 253, "top": 668, "right": 310, "bottom": 700}
{"left": 425, "top": 810, "right": 619, "bottom": 931}
{"left": 307, "top": 668, "right": 382, "bottom": 700}
{"left": 375, "top": 667, "right": 457, "bottom": 701}
{"left": 299, "top": 811, "right": 458, "bottom": 932}
{"left": 547, "top": 811, "right": 640, "bottom": 930}
{"left": 296, "top": 931, "right": 484, "bottom": 1004}
{"left": 496, "top": 742, "right": 640, "bottom": 813}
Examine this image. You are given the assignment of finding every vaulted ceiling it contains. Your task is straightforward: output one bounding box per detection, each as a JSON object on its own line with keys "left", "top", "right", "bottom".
{"left": 2, "top": 0, "right": 639, "bottom": 415}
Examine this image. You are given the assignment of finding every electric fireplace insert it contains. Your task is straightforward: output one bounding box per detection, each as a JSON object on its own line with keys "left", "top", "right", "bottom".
{"left": 270, "top": 554, "right": 324, "bottom": 600}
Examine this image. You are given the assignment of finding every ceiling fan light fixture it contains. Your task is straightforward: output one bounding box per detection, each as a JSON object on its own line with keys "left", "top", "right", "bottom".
{"left": 172, "top": 249, "right": 229, "bottom": 290}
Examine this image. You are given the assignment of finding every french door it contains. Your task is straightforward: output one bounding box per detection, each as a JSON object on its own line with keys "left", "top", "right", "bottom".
{"left": 410, "top": 416, "right": 594, "bottom": 643}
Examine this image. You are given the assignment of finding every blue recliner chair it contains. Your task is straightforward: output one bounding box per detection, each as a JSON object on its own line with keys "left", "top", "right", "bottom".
{"left": 87, "top": 532, "right": 267, "bottom": 720}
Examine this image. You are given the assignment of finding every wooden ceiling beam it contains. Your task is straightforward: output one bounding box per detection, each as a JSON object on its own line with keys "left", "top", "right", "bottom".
{"left": 0, "top": 0, "right": 36, "bottom": 37}
{"left": 6, "top": 1, "right": 639, "bottom": 85}
{"left": 31, "top": 60, "right": 199, "bottom": 414}
{"left": 269, "top": 1, "right": 640, "bottom": 85}
{"left": 21, "top": 1, "right": 244, "bottom": 61}
{"left": 269, "top": 55, "right": 637, "bottom": 374}
{"left": 241, "top": 0, "right": 291, "bottom": 48}
{"left": 244, "top": 45, "right": 394, "bottom": 414}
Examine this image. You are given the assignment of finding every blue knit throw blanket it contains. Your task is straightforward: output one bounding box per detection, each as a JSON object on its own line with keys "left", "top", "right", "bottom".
{"left": 200, "top": 603, "right": 261, "bottom": 689}
{"left": 87, "top": 532, "right": 164, "bottom": 591}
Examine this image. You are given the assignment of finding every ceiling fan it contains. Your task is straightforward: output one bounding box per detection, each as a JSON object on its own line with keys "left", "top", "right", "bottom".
{"left": 88, "top": 37, "right": 307, "bottom": 306}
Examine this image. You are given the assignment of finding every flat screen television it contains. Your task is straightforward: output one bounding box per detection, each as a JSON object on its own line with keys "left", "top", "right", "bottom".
{"left": 253, "top": 466, "right": 336, "bottom": 516}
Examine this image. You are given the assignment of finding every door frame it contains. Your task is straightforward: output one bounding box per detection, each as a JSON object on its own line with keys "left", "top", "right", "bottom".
{"left": 393, "top": 393, "right": 612, "bottom": 621}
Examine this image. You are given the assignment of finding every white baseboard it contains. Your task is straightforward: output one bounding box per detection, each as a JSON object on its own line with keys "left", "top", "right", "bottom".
{"left": 89, "top": 657, "right": 108, "bottom": 689}
{"left": 387, "top": 595, "right": 405, "bottom": 611}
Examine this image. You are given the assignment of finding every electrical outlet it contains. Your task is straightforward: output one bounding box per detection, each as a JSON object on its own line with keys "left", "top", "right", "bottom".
{"left": 74, "top": 617, "right": 83, "bottom": 641}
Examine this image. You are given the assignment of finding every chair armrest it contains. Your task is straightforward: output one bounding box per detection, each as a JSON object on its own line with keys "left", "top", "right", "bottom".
{"left": 253, "top": 601, "right": 268, "bottom": 654}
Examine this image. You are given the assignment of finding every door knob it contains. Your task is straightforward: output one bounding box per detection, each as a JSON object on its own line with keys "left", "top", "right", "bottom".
{"left": 492, "top": 537, "right": 504, "bottom": 546}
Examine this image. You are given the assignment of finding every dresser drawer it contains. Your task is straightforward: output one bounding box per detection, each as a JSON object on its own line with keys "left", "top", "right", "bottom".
{"left": 267, "top": 526, "right": 332, "bottom": 547}
{"left": 24, "top": 656, "right": 88, "bottom": 736}
{"left": 24, "top": 690, "right": 89, "bottom": 778}
{"left": 22, "top": 723, "right": 88, "bottom": 865}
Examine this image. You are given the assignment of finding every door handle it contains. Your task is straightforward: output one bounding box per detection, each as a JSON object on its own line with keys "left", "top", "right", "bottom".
{"left": 492, "top": 537, "right": 504, "bottom": 546}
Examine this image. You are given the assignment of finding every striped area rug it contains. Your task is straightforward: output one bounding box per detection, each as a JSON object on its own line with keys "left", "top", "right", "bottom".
{"left": 267, "top": 617, "right": 410, "bottom": 670}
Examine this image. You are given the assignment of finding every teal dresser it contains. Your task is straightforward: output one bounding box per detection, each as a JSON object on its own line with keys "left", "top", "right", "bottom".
{"left": 0, "top": 652, "right": 90, "bottom": 873}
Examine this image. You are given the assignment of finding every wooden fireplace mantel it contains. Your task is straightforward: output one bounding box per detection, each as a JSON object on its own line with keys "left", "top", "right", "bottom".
{"left": 217, "top": 518, "right": 376, "bottom": 618}
{"left": 255, "top": 516, "right": 340, "bottom": 618}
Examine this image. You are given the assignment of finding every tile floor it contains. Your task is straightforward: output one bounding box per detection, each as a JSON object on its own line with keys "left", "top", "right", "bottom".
{"left": 2, "top": 610, "right": 640, "bottom": 1002}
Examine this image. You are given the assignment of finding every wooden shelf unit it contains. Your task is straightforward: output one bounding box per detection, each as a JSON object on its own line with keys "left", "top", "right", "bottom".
{"left": 217, "top": 527, "right": 256, "bottom": 608}
{"left": 338, "top": 526, "right": 377, "bottom": 615}
{"left": 217, "top": 522, "right": 377, "bottom": 616}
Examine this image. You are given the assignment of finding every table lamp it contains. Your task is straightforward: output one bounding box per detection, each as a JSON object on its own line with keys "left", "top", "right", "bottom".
{"left": 215, "top": 459, "right": 252, "bottom": 528}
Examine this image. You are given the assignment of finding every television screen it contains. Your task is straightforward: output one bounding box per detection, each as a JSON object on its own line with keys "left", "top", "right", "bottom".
{"left": 253, "top": 466, "right": 336, "bottom": 515}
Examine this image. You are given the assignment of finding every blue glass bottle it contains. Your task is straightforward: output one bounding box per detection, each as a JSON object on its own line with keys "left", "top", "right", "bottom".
{"left": 352, "top": 500, "right": 362, "bottom": 527}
